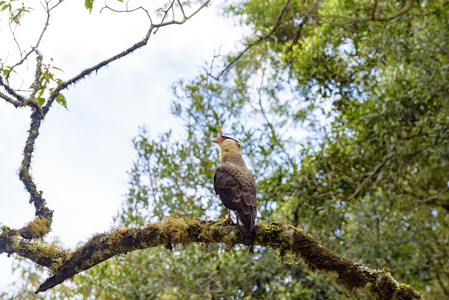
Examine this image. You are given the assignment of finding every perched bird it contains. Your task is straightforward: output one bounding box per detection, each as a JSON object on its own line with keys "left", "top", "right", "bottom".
{"left": 212, "top": 136, "right": 258, "bottom": 237}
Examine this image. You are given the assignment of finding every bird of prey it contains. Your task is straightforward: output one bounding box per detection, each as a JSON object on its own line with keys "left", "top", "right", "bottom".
{"left": 212, "top": 135, "right": 258, "bottom": 237}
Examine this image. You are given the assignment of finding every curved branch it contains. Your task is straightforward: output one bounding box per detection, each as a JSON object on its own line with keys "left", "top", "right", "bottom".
{"left": 17, "top": 111, "right": 53, "bottom": 235}
{"left": 210, "top": 0, "right": 319, "bottom": 80}
{"left": 209, "top": 0, "right": 293, "bottom": 80}
{"left": 321, "top": 0, "right": 413, "bottom": 26}
{"left": 0, "top": 218, "right": 420, "bottom": 298}
{"left": 211, "top": 0, "right": 413, "bottom": 80}
{"left": 0, "top": 226, "right": 61, "bottom": 268}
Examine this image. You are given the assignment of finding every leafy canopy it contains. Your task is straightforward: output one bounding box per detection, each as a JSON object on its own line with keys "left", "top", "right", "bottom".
{"left": 5, "top": 0, "right": 448, "bottom": 298}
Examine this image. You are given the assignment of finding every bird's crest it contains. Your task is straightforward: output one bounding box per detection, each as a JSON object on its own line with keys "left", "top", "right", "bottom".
{"left": 220, "top": 135, "right": 243, "bottom": 149}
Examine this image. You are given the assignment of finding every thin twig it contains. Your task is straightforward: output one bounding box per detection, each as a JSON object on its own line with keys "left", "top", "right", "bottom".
{"left": 284, "top": 1, "right": 319, "bottom": 70}
{"left": 100, "top": 4, "right": 152, "bottom": 21}
{"left": 346, "top": 159, "right": 386, "bottom": 201}
{"left": 155, "top": 0, "right": 176, "bottom": 34}
{"left": 209, "top": 0, "right": 293, "bottom": 80}
{"left": 6, "top": 0, "right": 63, "bottom": 80}
{"left": 256, "top": 67, "right": 297, "bottom": 171}
{"left": 321, "top": 0, "right": 412, "bottom": 26}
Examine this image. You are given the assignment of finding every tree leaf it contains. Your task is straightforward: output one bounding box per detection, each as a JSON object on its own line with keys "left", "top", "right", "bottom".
{"left": 55, "top": 94, "right": 67, "bottom": 109}
{"left": 84, "top": 0, "right": 94, "bottom": 13}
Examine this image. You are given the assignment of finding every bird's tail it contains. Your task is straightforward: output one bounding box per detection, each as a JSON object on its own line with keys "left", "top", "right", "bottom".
{"left": 236, "top": 217, "right": 258, "bottom": 237}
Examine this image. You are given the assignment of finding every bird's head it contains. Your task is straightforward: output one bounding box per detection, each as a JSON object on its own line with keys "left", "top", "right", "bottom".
{"left": 212, "top": 136, "right": 244, "bottom": 162}
{"left": 212, "top": 136, "right": 242, "bottom": 150}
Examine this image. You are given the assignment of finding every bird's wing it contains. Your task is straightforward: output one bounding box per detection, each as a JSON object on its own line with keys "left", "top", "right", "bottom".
{"left": 214, "top": 163, "right": 257, "bottom": 236}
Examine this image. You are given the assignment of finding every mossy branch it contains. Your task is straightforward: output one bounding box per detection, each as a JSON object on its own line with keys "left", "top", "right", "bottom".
{"left": 1, "top": 218, "right": 421, "bottom": 298}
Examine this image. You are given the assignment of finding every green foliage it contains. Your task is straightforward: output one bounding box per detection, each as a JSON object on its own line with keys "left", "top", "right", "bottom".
{"left": 224, "top": 0, "right": 449, "bottom": 297}
{"left": 6, "top": 0, "right": 449, "bottom": 298}
{"left": 55, "top": 245, "right": 341, "bottom": 299}
{"left": 84, "top": 0, "right": 94, "bottom": 13}
{"left": 0, "top": 1, "right": 8, "bottom": 11}
{"left": 31, "top": 62, "right": 66, "bottom": 108}
{"left": 55, "top": 93, "right": 67, "bottom": 109}
{"left": 0, "top": 0, "right": 31, "bottom": 23}
{"left": 110, "top": 0, "right": 448, "bottom": 297}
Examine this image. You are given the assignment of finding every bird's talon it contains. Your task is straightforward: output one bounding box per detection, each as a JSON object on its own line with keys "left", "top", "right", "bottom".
{"left": 220, "top": 217, "right": 234, "bottom": 224}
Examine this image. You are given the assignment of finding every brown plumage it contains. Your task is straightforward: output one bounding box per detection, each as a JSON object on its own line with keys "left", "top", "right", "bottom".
{"left": 212, "top": 136, "right": 257, "bottom": 237}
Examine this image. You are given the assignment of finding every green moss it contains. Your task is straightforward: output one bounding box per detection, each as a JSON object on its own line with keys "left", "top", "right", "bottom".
{"left": 397, "top": 283, "right": 423, "bottom": 299}
{"left": 366, "top": 273, "right": 403, "bottom": 300}
{"left": 257, "top": 223, "right": 293, "bottom": 263}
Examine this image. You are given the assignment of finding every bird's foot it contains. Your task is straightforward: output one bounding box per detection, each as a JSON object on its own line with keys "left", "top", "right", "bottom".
{"left": 220, "top": 216, "right": 234, "bottom": 224}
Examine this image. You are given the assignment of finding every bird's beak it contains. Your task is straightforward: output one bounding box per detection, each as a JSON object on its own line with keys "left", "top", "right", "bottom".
{"left": 211, "top": 138, "right": 218, "bottom": 143}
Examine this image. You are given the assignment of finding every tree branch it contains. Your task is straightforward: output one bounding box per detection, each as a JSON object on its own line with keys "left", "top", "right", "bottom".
{"left": 0, "top": 74, "right": 27, "bottom": 103}
{"left": 209, "top": 0, "right": 293, "bottom": 80}
{"left": 320, "top": 0, "right": 413, "bottom": 26}
{"left": 0, "top": 218, "right": 422, "bottom": 298}
{"left": 17, "top": 112, "right": 54, "bottom": 238}
{"left": 0, "top": 89, "right": 25, "bottom": 107}
{"left": 0, "top": 226, "right": 61, "bottom": 268}
{"left": 5, "top": 0, "right": 63, "bottom": 80}
{"left": 210, "top": 0, "right": 413, "bottom": 80}
{"left": 346, "top": 158, "right": 386, "bottom": 201}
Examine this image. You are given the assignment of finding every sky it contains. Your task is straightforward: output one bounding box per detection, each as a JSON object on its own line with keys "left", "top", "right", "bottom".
{"left": 0, "top": 0, "right": 247, "bottom": 292}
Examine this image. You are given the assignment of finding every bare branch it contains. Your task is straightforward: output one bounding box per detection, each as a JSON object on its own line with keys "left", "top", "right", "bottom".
{"left": 35, "top": 0, "right": 63, "bottom": 51}
{"left": 177, "top": 0, "right": 187, "bottom": 19}
{"left": 0, "top": 77, "right": 26, "bottom": 107}
{"left": 7, "top": 17, "right": 24, "bottom": 67}
{"left": 283, "top": 1, "right": 319, "bottom": 75}
{"left": 209, "top": 0, "right": 292, "bottom": 80}
{"left": 100, "top": 4, "right": 152, "bottom": 21}
{"left": 18, "top": 113, "right": 54, "bottom": 226}
{"left": 346, "top": 159, "right": 386, "bottom": 201}
{"left": 210, "top": 0, "right": 318, "bottom": 80}
{"left": 155, "top": 0, "right": 176, "bottom": 34}
{"left": 0, "top": 226, "right": 60, "bottom": 268}
{"left": 321, "top": 0, "right": 412, "bottom": 26}
{"left": 6, "top": 0, "right": 63, "bottom": 80}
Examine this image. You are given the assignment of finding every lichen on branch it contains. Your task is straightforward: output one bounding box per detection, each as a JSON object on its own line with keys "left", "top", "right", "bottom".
{"left": 0, "top": 218, "right": 421, "bottom": 299}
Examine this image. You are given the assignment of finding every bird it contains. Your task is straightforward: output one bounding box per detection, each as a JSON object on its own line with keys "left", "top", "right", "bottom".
{"left": 212, "top": 135, "right": 258, "bottom": 237}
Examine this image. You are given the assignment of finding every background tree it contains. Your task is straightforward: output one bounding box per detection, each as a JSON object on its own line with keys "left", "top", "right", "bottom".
{"left": 2, "top": 0, "right": 447, "bottom": 299}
